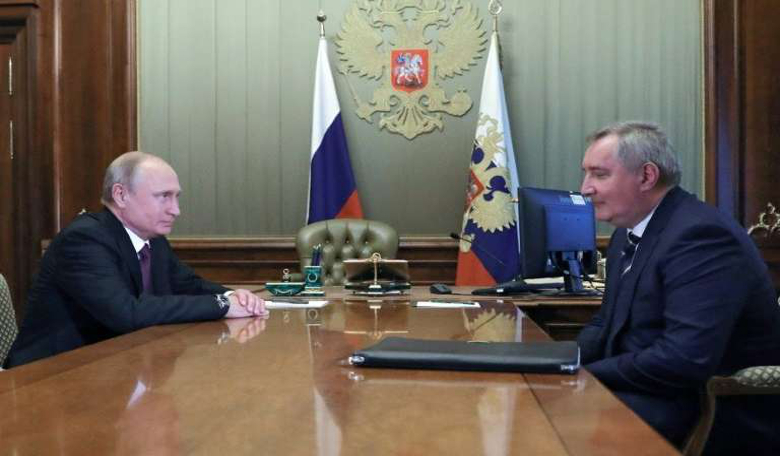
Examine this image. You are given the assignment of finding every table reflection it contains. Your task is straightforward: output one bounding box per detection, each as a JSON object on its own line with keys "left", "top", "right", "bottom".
{"left": 304, "top": 301, "right": 531, "bottom": 456}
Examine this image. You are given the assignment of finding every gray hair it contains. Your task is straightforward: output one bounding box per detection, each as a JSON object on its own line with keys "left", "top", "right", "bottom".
{"left": 587, "top": 121, "right": 681, "bottom": 187}
{"left": 101, "top": 151, "right": 157, "bottom": 205}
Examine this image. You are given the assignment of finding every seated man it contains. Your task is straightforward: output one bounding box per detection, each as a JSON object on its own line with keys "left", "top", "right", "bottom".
{"left": 5, "top": 151, "right": 268, "bottom": 368}
{"left": 577, "top": 122, "right": 780, "bottom": 454}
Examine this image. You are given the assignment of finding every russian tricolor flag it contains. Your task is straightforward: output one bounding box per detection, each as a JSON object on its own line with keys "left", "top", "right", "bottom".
{"left": 307, "top": 36, "right": 363, "bottom": 224}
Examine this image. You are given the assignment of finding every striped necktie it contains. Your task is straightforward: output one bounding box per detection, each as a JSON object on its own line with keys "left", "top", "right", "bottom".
{"left": 621, "top": 232, "right": 641, "bottom": 276}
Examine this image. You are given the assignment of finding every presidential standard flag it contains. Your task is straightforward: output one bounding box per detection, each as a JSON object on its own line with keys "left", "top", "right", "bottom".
{"left": 307, "top": 36, "right": 363, "bottom": 224}
{"left": 455, "top": 31, "right": 521, "bottom": 285}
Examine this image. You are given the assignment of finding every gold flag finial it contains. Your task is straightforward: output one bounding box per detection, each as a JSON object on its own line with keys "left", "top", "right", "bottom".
{"left": 317, "top": 10, "right": 327, "bottom": 37}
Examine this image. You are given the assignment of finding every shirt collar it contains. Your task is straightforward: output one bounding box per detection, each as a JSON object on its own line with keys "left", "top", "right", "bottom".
{"left": 124, "top": 227, "right": 149, "bottom": 254}
{"left": 630, "top": 204, "right": 658, "bottom": 238}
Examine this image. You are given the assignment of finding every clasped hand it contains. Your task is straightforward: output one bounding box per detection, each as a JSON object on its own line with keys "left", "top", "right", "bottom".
{"left": 224, "top": 289, "right": 269, "bottom": 319}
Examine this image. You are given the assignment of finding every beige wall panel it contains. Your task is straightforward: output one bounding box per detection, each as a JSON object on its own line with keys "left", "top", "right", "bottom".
{"left": 138, "top": 0, "right": 170, "bottom": 170}
{"left": 139, "top": 0, "right": 702, "bottom": 236}
{"left": 168, "top": 0, "right": 218, "bottom": 233}
{"left": 278, "top": 0, "right": 319, "bottom": 233}
{"left": 215, "top": 0, "right": 249, "bottom": 234}
{"left": 246, "top": 0, "right": 283, "bottom": 234}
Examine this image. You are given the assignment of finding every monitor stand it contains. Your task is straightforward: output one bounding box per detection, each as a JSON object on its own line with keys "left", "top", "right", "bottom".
{"left": 547, "top": 254, "right": 601, "bottom": 297}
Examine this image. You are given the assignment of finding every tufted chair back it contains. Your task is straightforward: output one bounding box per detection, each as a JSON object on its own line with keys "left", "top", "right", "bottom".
{"left": 297, "top": 219, "right": 399, "bottom": 286}
{"left": 0, "top": 274, "right": 18, "bottom": 367}
{"left": 683, "top": 365, "right": 780, "bottom": 456}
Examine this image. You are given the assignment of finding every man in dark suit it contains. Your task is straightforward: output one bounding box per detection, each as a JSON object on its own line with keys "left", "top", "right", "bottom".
{"left": 577, "top": 122, "right": 780, "bottom": 454}
{"left": 5, "top": 151, "right": 268, "bottom": 368}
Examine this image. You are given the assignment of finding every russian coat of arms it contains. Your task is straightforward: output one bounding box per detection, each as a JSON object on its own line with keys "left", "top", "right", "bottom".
{"left": 336, "top": 0, "right": 487, "bottom": 140}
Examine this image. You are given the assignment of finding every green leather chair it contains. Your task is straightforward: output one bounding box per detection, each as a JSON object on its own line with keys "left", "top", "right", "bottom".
{"left": 0, "top": 273, "right": 18, "bottom": 368}
{"left": 683, "top": 365, "right": 780, "bottom": 456}
{"left": 296, "top": 219, "right": 399, "bottom": 286}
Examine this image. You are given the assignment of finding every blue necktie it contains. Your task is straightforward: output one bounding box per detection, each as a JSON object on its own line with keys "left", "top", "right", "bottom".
{"left": 138, "top": 244, "right": 152, "bottom": 294}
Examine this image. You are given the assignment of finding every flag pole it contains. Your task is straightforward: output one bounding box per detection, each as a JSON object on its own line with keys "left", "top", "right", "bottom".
{"left": 308, "top": 7, "right": 364, "bottom": 223}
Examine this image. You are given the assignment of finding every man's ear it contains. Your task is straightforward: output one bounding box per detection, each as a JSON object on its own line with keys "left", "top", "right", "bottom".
{"left": 639, "top": 162, "right": 661, "bottom": 191}
{"left": 111, "top": 183, "right": 127, "bottom": 208}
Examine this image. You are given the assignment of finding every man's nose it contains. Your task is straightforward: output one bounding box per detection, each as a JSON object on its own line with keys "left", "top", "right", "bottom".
{"left": 169, "top": 198, "right": 181, "bottom": 217}
{"left": 580, "top": 177, "right": 593, "bottom": 196}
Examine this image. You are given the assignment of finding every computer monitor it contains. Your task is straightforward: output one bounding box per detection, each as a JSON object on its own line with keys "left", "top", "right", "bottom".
{"left": 517, "top": 186, "right": 598, "bottom": 294}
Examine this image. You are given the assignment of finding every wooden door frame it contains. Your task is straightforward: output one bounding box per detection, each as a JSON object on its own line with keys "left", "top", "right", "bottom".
{"left": 703, "top": 0, "right": 741, "bottom": 218}
{"left": 0, "top": 3, "right": 42, "bottom": 319}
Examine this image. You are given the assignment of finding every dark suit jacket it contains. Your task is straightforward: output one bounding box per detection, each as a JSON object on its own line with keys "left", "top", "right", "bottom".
{"left": 577, "top": 187, "right": 780, "bottom": 453}
{"left": 5, "top": 209, "right": 229, "bottom": 368}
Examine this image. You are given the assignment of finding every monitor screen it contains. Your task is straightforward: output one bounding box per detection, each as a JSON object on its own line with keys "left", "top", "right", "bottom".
{"left": 517, "top": 187, "right": 597, "bottom": 293}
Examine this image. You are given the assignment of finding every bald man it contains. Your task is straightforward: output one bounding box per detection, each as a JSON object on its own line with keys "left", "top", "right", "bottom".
{"left": 5, "top": 152, "right": 268, "bottom": 367}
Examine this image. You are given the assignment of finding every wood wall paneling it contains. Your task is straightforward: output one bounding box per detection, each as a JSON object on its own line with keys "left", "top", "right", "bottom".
{"left": 0, "top": 2, "right": 49, "bottom": 319}
{"left": 0, "top": 0, "right": 136, "bottom": 318}
{"left": 704, "top": 0, "right": 737, "bottom": 212}
{"left": 704, "top": 0, "right": 780, "bottom": 288}
{"left": 170, "top": 236, "right": 459, "bottom": 286}
{"left": 55, "top": 0, "right": 137, "bottom": 225}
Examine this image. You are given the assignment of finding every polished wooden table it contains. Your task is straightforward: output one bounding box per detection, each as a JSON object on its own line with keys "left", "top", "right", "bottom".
{"left": 0, "top": 288, "right": 678, "bottom": 455}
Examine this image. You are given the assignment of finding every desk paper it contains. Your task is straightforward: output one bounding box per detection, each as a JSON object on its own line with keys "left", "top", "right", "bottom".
{"left": 415, "top": 301, "right": 481, "bottom": 308}
{"left": 266, "top": 300, "right": 329, "bottom": 309}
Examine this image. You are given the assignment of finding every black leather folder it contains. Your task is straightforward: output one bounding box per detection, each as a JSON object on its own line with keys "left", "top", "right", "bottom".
{"left": 349, "top": 337, "right": 580, "bottom": 374}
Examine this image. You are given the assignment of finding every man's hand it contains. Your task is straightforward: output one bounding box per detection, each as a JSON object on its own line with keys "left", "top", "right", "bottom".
{"left": 224, "top": 289, "right": 269, "bottom": 318}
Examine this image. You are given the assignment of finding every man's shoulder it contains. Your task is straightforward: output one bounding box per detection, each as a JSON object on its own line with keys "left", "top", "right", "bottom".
{"left": 51, "top": 210, "right": 123, "bottom": 250}
{"left": 60, "top": 211, "right": 110, "bottom": 236}
{"left": 665, "top": 188, "right": 740, "bottom": 231}
{"left": 663, "top": 189, "right": 762, "bottom": 259}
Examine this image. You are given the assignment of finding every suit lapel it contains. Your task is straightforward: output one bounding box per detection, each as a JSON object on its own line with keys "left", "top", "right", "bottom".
{"left": 600, "top": 230, "right": 624, "bottom": 356}
{"left": 604, "top": 187, "right": 689, "bottom": 355}
{"left": 100, "top": 209, "right": 144, "bottom": 296}
{"left": 606, "top": 233, "right": 661, "bottom": 353}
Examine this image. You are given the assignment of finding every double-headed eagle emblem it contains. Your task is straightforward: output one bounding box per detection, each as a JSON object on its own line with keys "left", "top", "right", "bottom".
{"left": 336, "top": 0, "right": 486, "bottom": 139}
{"left": 458, "top": 113, "right": 516, "bottom": 252}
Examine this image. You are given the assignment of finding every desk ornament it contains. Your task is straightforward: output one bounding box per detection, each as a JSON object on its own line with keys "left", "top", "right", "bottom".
{"left": 265, "top": 268, "right": 305, "bottom": 296}
{"left": 344, "top": 253, "right": 411, "bottom": 295}
{"left": 301, "top": 266, "right": 325, "bottom": 297}
{"left": 300, "top": 244, "right": 325, "bottom": 296}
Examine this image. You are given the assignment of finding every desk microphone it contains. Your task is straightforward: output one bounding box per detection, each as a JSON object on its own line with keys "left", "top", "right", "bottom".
{"left": 449, "top": 232, "right": 507, "bottom": 267}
